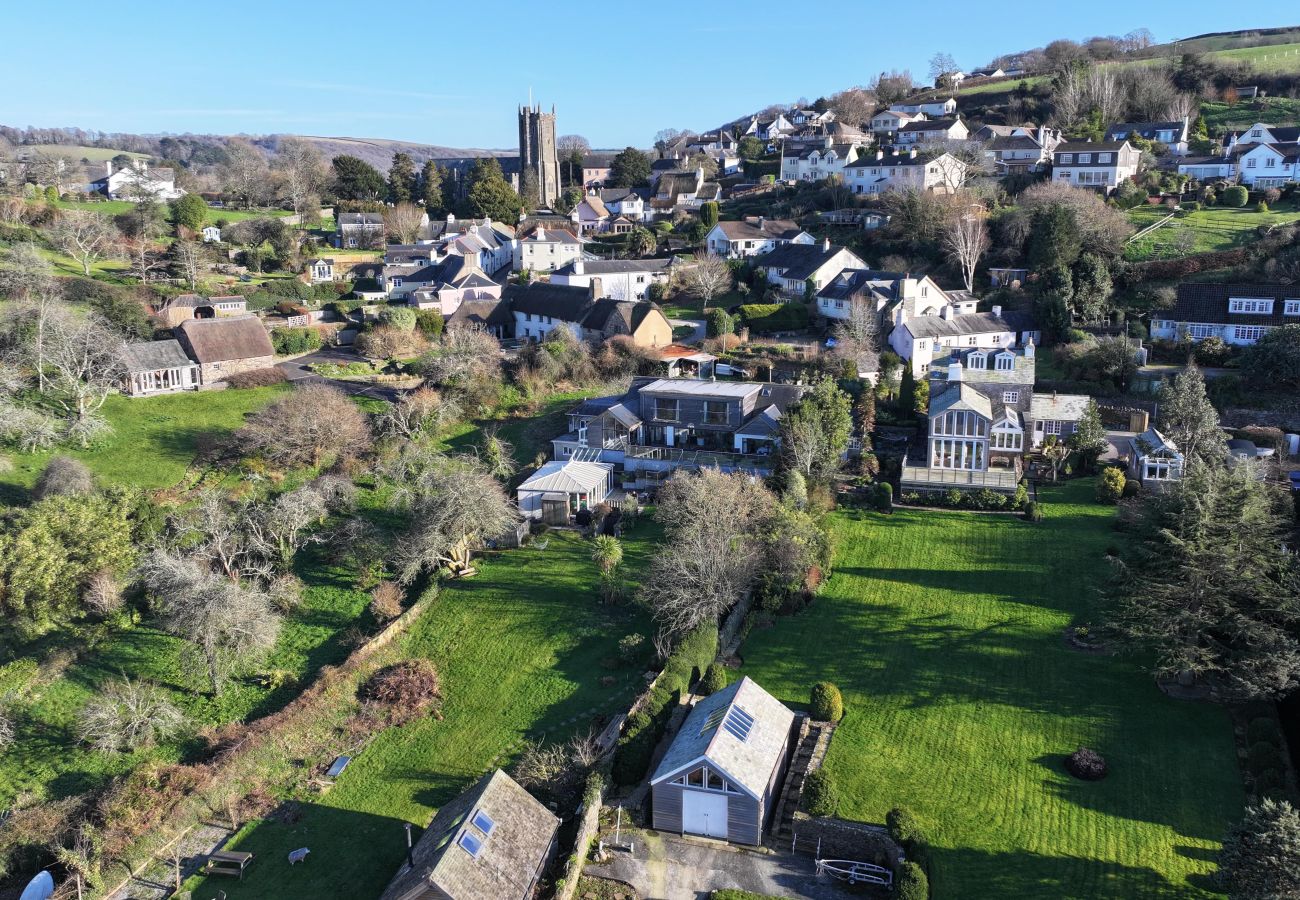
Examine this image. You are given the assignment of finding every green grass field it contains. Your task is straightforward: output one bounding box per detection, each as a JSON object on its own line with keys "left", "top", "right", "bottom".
{"left": 26, "top": 145, "right": 148, "bottom": 163}
{"left": 740, "top": 480, "right": 1243, "bottom": 899}
{"left": 1212, "top": 42, "right": 1300, "bottom": 73}
{"left": 0, "top": 386, "right": 288, "bottom": 501}
{"left": 1200, "top": 97, "right": 1300, "bottom": 134}
{"left": 183, "top": 526, "right": 660, "bottom": 899}
{"left": 1125, "top": 198, "right": 1300, "bottom": 260}
{"left": 51, "top": 199, "right": 292, "bottom": 226}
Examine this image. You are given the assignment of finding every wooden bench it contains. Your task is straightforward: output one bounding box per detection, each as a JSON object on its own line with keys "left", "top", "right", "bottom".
{"left": 204, "top": 850, "right": 254, "bottom": 880}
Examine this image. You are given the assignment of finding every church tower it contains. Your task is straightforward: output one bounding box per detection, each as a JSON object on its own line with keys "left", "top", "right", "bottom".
{"left": 518, "top": 103, "right": 561, "bottom": 208}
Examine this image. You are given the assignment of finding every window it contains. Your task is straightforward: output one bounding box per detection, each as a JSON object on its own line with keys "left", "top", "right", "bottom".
{"left": 654, "top": 398, "right": 679, "bottom": 420}
{"left": 1060, "top": 153, "right": 1073, "bottom": 163}
{"left": 1229, "top": 298, "right": 1274, "bottom": 314}
{"left": 1252, "top": 129, "right": 1263, "bottom": 137}
{"left": 471, "top": 810, "right": 495, "bottom": 836}
{"left": 700, "top": 707, "right": 727, "bottom": 734}
{"left": 1247, "top": 158, "right": 1257, "bottom": 168}
{"left": 1098, "top": 153, "right": 1112, "bottom": 163}
{"left": 1043, "top": 420, "right": 1063, "bottom": 436}
{"left": 1234, "top": 325, "right": 1267, "bottom": 342}
{"left": 723, "top": 706, "right": 754, "bottom": 742}
{"left": 995, "top": 353, "right": 1014, "bottom": 371}
{"left": 704, "top": 401, "right": 728, "bottom": 425}
{"left": 968, "top": 352, "right": 986, "bottom": 370}
{"left": 1003, "top": 391, "right": 1019, "bottom": 403}
{"left": 1266, "top": 157, "right": 1277, "bottom": 168}
{"left": 458, "top": 832, "right": 483, "bottom": 858}
{"left": 1078, "top": 153, "right": 1091, "bottom": 164}
{"left": 967, "top": 336, "right": 977, "bottom": 345}
{"left": 1285, "top": 300, "right": 1300, "bottom": 316}
{"left": 1188, "top": 324, "right": 1216, "bottom": 339}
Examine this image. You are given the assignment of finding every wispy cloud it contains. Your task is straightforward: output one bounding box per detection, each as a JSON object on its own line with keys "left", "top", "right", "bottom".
{"left": 273, "top": 80, "right": 469, "bottom": 101}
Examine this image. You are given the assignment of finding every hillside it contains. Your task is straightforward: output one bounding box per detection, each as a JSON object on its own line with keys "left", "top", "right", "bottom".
{"left": 283, "top": 135, "right": 513, "bottom": 170}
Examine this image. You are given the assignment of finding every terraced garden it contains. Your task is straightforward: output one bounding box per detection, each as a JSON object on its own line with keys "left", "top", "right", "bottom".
{"left": 1125, "top": 198, "right": 1300, "bottom": 260}
{"left": 739, "top": 480, "right": 1243, "bottom": 899}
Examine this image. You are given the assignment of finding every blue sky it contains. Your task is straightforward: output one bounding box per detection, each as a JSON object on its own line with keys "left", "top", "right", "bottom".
{"left": 6, "top": 2, "right": 1287, "bottom": 149}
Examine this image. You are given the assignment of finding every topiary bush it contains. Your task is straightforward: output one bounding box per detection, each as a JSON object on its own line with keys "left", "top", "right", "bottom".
{"left": 1023, "top": 500, "right": 1043, "bottom": 522}
{"left": 887, "top": 806, "right": 931, "bottom": 873}
{"left": 810, "top": 681, "right": 844, "bottom": 722}
{"left": 895, "top": 861, "right": 929, "bottom": 900}
{"left": 701, "top": 663, "right": 729, "bottom": 695}
{"left": 1247, "top": 717, "right": 1282, "bottom": 747}
{"left": 875, "top": 481, "right": 893, "bottom": 513}
{"left": 1221, "top": 185, "right": 1249, "bottom": 208}
{"left": 802, "top": 768, "right": 838, "bottom": 817}
{"left": 1065, "top": 746, "right": 1108, "bottom": 781}
{"left": 1096, "top": 467, "right": 1125, "bottom": 504}
{"left": 380, "top": 305, "right": 418, "bottom": 332}
{"left": 1122, "top": 477, "right": 1141, "bottom": 499}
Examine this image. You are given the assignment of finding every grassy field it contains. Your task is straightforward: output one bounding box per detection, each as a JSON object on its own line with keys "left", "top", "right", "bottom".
{"left": 26, "top": 145, "right": 148, "bottom": 163}
{"left": 1125, "top": 198, "right": 1300, "bottom": 260}
{"left": 1200, "top": 97, "right": 1300, "bottom": 134}
{"left": 183, "top": 526, "right": 660, "bottom": 899}
{"left": 739, "top": 480, "right": 1243, "bottom": 899}
{"left": 1213, "top": 42, "right": 1300, "bottom": 73}
{"left": 51, "top": 198, "right": 292, "bottom": 226}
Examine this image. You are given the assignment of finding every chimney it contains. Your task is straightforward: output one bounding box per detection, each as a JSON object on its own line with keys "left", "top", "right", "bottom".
{"left": 909, "top": 148, "right": 918, "bottom": 159}
{"left": 535, "top": 225, "right": 546, "bottom": 241}
{"left": 876, "top": 150, "right": 884, "bottom": 161}
{"left": 992, "top": 304, "right": 1002, "bottom": 318}
{"left": 588, "top": 276, "right": 603, "bottom": 300}
{"left": 758, "top": 216, "right": 765, "bottom": 229}
{"left": 484, "top": 216, "right": 492, "bottom": 226}
{"left": 573, "top": 258, "right": 584, "bottom": 275}
{"left": 948, "top": 360, "right": 963, "bottom": 383}
{"left": 941, "top": 305, "right": 953, "bottom": 320}
{"left": 447, "top": 213, "right": 456, "bottom": 224}
{"left": 105, "top": 160, "right": 113, "bottom": 177}
{"left": 1024, "top": 336, "right": 1036, "bottom": 360}
{"left": 822, "top": 237, "right": 831, "bottom": 252}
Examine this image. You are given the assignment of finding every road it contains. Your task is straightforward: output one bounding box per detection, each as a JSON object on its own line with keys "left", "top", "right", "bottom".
{"left": 276, "top": 348, "right": 407, "bottom": 404}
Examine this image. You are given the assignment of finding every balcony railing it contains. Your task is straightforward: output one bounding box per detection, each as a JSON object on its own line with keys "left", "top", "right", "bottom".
{"left": 625, "top": 444, "right": 774, "bottom": 470}
{"left": 899, "top": 456, "right": 1021, "bottom": 492}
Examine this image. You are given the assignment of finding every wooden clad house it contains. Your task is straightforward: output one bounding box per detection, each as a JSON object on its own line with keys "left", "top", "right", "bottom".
{"left": 650, "top": 677, "right": 795, "bottom": 844}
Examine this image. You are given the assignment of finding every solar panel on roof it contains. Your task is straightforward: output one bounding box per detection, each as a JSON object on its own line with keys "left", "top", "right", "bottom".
{"left": 723, "top": 706, "right": 754, "bottom": 742}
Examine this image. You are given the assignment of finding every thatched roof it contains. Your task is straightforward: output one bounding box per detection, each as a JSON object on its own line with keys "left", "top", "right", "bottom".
{"left": 174, "top": 316, "right": 274, "bottom": 363}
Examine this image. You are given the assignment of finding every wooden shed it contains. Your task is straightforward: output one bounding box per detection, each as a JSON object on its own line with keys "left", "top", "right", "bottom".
{"left": 650, "top": 676, "right": 795, "bottom": 845}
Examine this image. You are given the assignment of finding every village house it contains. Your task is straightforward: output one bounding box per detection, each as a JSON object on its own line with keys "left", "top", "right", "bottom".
{"left": 816, "top": 270, "right": 972, "bottom": 330}
{"left": 1235, "top": 141, "right": 1300, "bottom": 188}
{"left": 505, "top": 281, "right": 672, "bottom": 347}
{"left": 753, "top": 240, "right": 867, "bottom": 299}
{"left": 553, "top": 377, "right": 807, "bottom": 488}
{"left": 156, "top": 294, "right": 247, "bottom": 328}
{"left": 401, "top": 257, "right": 502, "bottom": 315}
{"left": 598, "top": 187, "right": 650, "bottom": 223}
{"left": 896, "top": 117, "right": 969, "bottom": 147}
{"left": 780, "top": 137, "right": 868, "bottom": 182}
{"left": 1150, "top": 282, "right": 1300, "bottom": 346}
{"left": 89, "top": 160, "right": 184, "bottom": 201}
{"left": 306, "top": 258, "right": 335, "bottom": 283}
{"left": 581, "top": 152, "right": 616, "bottom": 188}
{"left": 890, "top": 304, "right": 1038, "bottom": 375}
{"left": 442, "top": 218, "right": 516, "bottom": 274}
{"left": 335, "top": 212, "right": 386, "bottom": 249}
{"left": 649, "top": 677, "right": 795, "bottom": 844}
{"left": 1177, "top": 150, "right": 1237, "bottom": 181}
{"left": 1221, "top": 122, "right": 1300, "bottom": 150}
{"left": 377, "top": 769, "right": 558, "bottom": 900}
{"left": 445, "top": 297, "right": 513, "bottom": 339}
{"left": 687, "top": 129, "right": 738, "bottom": 154}
{"left": 550, "top": 257, "right": 679, "bottom": 302}
{"left": 705, "top": 217, "right": 814, "bottom": 258}
{"left": 652, "top": 168, "right": 721, "bottom": 216}
{"left": 120, "top": 340, "right": 201, "bottom": 397}
{"left": 172, "top": 316, "right": 275, "bottom": 385}
{"left": 516, "top": 459, "right": 615, "bottom": 522}
{"left": 890, "top": 98, "right": 958, "bottom": 117}
{"left": 844, "top": 149, "right": 968, "bottom": 195}
{"left": 512, "top": 225, "right": 583, "bottom": 273}
{"left": 1105, "top": 118, "right": 1190, "bottom": 155}
{"left": 870, "top": 109, "right": 927, "bottom": 137}
{"left": 1051, "top": 141, "right": 1141, "bottom": 192}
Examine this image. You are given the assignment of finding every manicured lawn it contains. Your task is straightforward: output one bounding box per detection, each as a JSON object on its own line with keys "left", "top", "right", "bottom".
{"left": 740, "top": 480, "right": 1243, "bottom": 899}
{"left": 52, "top": 199, "right": 293, "bottom": 225}
{"left": 1125, "top": 199, "right": 1300, "bottom": 260}
{"left": 183, "top": 526, "right": 660, "bottom": 899}
{"left": 0, "top": 386, "right": 289, "bottom": 501}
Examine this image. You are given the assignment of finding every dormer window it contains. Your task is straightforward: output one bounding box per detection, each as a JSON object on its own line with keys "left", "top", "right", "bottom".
{"left": 995, "top": 352, "right": 1014, "bottom": 371}
{"left": 1285, "top": 299, "right": 1300, "bottom": 316}
{"left": 1060, "top": 153, "right": 1073, "bottom": 163}
{"left": 1098, "top": 153, "right": 1111, "bottom": 163}
{"left": 968, "top": 352, "right": 987, "bottom": 370}
{"left": 1229, "top": 298, "right": 1274, "bottom": 314}
{"left": 1077, "top": 153, "right": 1091, "bottom": 164}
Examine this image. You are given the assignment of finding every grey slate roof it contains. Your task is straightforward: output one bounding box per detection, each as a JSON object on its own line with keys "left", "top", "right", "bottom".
{"left": 552, "top": 258, "right": 675, "bottom": 276}
{"left": 1104, "top": 121, "right": 1187, "bottom": 142}
{"left": 1169, "top": 282, "right": 1300, "bottom": 328}
{"left": 755, "top": 242, "right": 853, "bottom": 282}
{"left": 713, "top": 219, "right": 805, "bottom": 242}
{"left": 904, "top": 311, "right": 1017, "bottom": 340}
{"left": 1029, "top": 392, "right": 1092, "bottom": 422}
{"left": 377, "top": 769, "right": 558, "bottom": 900}
{"left": 930, "top": 347, "right": 1036, "bottom": 387}
{"left": 899, "top": 118, "right": 962, "bottom": 133}
{"left": 650, "top": 677, "right": 794, "bottom": 798}
{"left": 121, "top": 339, "right": 194, "bottom": 373}
{"left": 929, "top": 382, "right": 993, "bottom": 419}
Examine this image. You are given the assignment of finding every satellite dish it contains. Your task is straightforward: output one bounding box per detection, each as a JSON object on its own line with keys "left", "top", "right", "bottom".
{"left": 19, "top": 871, "right": 54, "bottom": 900}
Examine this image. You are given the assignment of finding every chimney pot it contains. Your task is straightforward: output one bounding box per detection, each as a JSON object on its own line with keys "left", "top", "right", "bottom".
{"left": 822, "top": 237, "right": 831, "bottom": 252}
{"left": 992, "top": 305, "right": 1002, "bottom": 318}
{"left": 589, "top": 276, "right": 603, "bottom": 300}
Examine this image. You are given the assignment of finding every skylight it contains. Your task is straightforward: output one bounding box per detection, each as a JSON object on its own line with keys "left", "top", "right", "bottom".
{"left": 471, "top": 809, "right": 495, "bottom": 836}
{"left": 700, "top": 707, "right": 727, "bottom": 735}
{"left": 458, "top": 831, "right": 483, "bottom": 858}
{"left": 723, "top": 705, "right": 755, "bottom": 742}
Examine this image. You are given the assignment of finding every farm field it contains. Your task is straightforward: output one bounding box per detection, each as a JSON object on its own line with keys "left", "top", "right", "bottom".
{"left": 182, "top": 526, "right": 661, "bottom": 899}
{"left": 51, "top": 198, "right": 293, "bottom": 225}
{"left": 1200, "top": 97, "right": 1300, "bottom": 134}
{"left": 739, "top": 480, "right": 1243, "bottom": 899}
{"left": 1125, "top": 198, "right": 1300, "bottom": 260}
{"left": 24, "top": 144, "right": 148, "bottom": 163}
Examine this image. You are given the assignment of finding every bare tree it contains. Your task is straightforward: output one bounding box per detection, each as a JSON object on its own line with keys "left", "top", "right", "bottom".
{"left": 171, "top": 239, "right": 205, "bottom": 290}
{"left": 831, "top": 299, "right": 880, "bottom": 375}
{"left": 943, "top": 197, "right": 991, "bottom": 292}
{"left": 76, "top": 678, "right": 187, "bottom": 752}
{"left": 42, "top": 313, "right": 125, "bottom": 444}
{"left": 377, "top": 386, "right": 459, "bottom": 440}
{"left": 827, "top": 87, "right": 876, "bottom": 127}
{"left": 385, "top": 202, "right": 426, "bottom": 244}
{"left": 272, "top": 136, "right": 326, "bottom": 223}
{"left": 557, "top": 135, "right": 591, "bottom": 154}
{"left": 929, "top": 52, "right": 960, "bottom": 86}
{"left": 32, "top": 455, "right": 95, "bottom": 500}
{"left": 411, "top": 324, "right": 503, "bottom": 399}
{"left": 1124, "top": 66, "right": 1179, "bottom": 121}
{"left": 221, "top": 139, "right": 271, "bottom": 209}
{"left": 680, "top": 253, "right": 731, "bottom": 306}
{"left": 139, "top": 550, "right": 282, "bottom": 695}
{"left": 47, "top": 210, "right": 119, "bottom": 277}
{"left": 869, "top": 70, "right": 916, "bottom": 107}
{"left": 0, "top": 243, "right": 62, "bottom": 392}
{"left": 236, "top": 383, "right": 373, "bottom": 467}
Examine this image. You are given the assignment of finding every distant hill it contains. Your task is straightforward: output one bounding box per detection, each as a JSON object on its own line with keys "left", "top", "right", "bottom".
{"left": 1167, "top": 26, "right": 1300, "bottom": 54}
{"left": 283, "top": 135, "right": 514, "bottom": 171}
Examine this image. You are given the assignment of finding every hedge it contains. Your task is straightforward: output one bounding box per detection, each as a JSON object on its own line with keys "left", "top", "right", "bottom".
{"left": 271, "top": 327, "right": 322, "bottom": 355}
{"left": 612, "top": 623, "right": 718, "bottom": 785}
{"left": 738, "top": 303, "right": 808, "bottom": 333}
{"left": 896, "top": 861, "right": 930, "bottom": 900}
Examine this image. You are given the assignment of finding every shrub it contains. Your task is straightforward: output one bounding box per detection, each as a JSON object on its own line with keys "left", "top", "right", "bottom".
{"left": 369, "top": 581, "right": 404, "bottom": 622}
{"left": 701, "top": 663, "right": 729, "bottom": 695}
{"left": 875, "top": 481, "right": 893, "bottom": 513}
{"left": 1096, "top": 467, "right": 1125, "bottom": 504}
{"left": 33, "top": 456, "right": 96, "bottom": 500}
{"left": 271, "top": 327, "right": 322, "bottom": 355}
{"left": 895, "top": 861, "right": 929, "bottom": 900}
{"left": 1234, "top": 426, "right": 1286, "bottom": 452}
{"left": 1248, "top": 741, "right": 1281, "bottom": 774}
{"left": 1221, "top": 185, "right": 1249, "bottom": 208}
{"left": 706, "top": 308, "right": 734, "bottom": 338}
{"left": 380, "top": 305, "right": 418, "bottom": 332}
{"left": 1122, "top": 477, "right": 1141, "bottom": 498}
{"left": 887, "top": 806, "right": 931, "bottom": 872}
{"left": 1247, "top": 718, "right": 1282, "bottom": 747}
{"left": 810, "top": 681, "right": 844, "bottom": 722}
{"left": 415, "top": 309, "right": 444, "bottom": 338}
{"left": 1023, "top": 500, "right": 1043, "bottom": 522}
{"left": 1065, "top": 746, "right": 1109, "bottom": 781}
{"left": 1256, "top": 201, "right": 1270, "bottom": 213}
{"left": 618, "top": 633, "right": 645, "bottom": 663}
{"left": 738, "top": 303, "right": 809, "bottom": 333}
{"left": 802, "top": 768, "right": 838, "bottom": 817}
{"left": 359, "top": 660, "right": 443, "bottom": 727}
{"left": 76, "top": 679, "right": 187, "bottom": 752}
{"left": 224, "top": 367, "right": 288, "bottom": 389}
{"left": 1192, "top": 335, "right": 1231, "bottom": 367}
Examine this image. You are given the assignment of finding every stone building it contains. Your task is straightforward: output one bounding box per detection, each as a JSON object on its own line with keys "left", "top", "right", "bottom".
{"left": 518, "top": 103, "right": 561, "bottom": 207}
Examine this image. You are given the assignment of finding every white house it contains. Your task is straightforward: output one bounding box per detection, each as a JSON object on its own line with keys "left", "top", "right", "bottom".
{"left": 816, "top": 270, "right": 973, "bottom": 327}
{"left": 306, "top": 258, "right": 335, "bottom": 283}
{"left": 844, "top": 150, "right": 967, "bottom": 195}
{"left": 1222, "top": 123, "right": 1300, "bottom": 150}
{"left": 780, "top": 138, "right": 867, "bottom": 182}
{"left": 870, "top": 109, "right": 926, "bottom": 136}
{"left": 90, "top": 160, "right": 184, "bottom": 201}
{"left": 890, "top": 305, "right": 1037, "bottom": 375}
{"left": 599, "top": 188, "right": 649, "bottom": 223}
{"left": 1051, "top": 141, "right": 1141, "bottom": 192}
{"left": 1104, "top": 118, "right": 1190, "bottom": 155}
{"left": 1177, "top": 152, "right": 1236, "bottom": 181}
{"left": 1235, "top": 142, "right": 1300, "bottom": 188}
{"left": 754, "top": 240, "right": 866, "bottom": 299}
{"left": 705, "top": 217, "right": 813, "bottom": 258}
{"left": 442, "top": 218, "right": 517, "bottom": 274}
{"left": 550, "top": 257, "right": 678, "bottom": 302}
{"left": 890, "top": 99, "right": 957, "bottom": 117}
{"left": 513, "top": 225, "right": 583, "bottom": 273}
{"left": 1150, "top": 283, "right": 1300, "bottom": 346}
{"left": 896, "top": 117, "right": 969, "bottom": 147}
{"left": 201, "top": 225, "right": 222, "bottom": 243}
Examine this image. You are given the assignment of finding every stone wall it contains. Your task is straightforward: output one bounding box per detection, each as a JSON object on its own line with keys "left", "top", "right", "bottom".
{"left": 790, "top": 812, "right": 900, "bottom": 868}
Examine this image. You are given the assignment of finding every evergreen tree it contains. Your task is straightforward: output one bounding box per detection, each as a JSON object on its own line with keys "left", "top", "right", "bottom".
{"left": 169, "top": 193, "right": 208, "bottom": 233}
{"left": 332, "top": 155, "right": 386, "bottom": 201}
{"left": 608, "top": 147, "right": 651, "bottom": 188}
{"left": 1027, "top": 204, "right": 1081, "bottom": 270}
{"left": 1157, "top": 362, "right": 1226, "bottom": 465}
{"left": 1067, "top": 399, "right": 1108, "bottom": 470}
{"left": 899, "top": 365, "right": 916, "bottom": 416}
{"left": 1106, "top": 462, "right": 1300, "bottom": 699}
{"left": 465, "top": 158, "right": 522, "bottom": 223}
{"left": 700, "top": 201, "right": 719, "bottom": 229}
{"left": 1218, "top": 799, "right": 1300, "bottom": 899}
{"left": 1034, "top": 262, "right": 1074, "bottom": 342}
{"left": 1070, "top": 253, "right": 1112, "bottom": 323}
{"left": 388, "top": 152, "right": 417, "bottom": 204}
{"left": 419, "top": 159, "right": 445, "bottom": 216}
{"left": 1241, "top": 323, "right": 1300, "bottom": 390}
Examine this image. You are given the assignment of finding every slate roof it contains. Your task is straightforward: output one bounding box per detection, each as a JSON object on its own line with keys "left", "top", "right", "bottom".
{"left": 903, "top": 311, "right": 1017, "bottom": 340}
{"left": 582, "top": 152, "right": 617, "bottom": 167}
{"left": 755, "top": 242, "right": 855, "bottom": 282}
{"left": 1169, "top": 282, "right": 1300, "bottom": 328}
{"left": 899, "top": 118, "right": 962, "bottom": 133}
{"left": 121, "top": 339, "right": 194, "bottom": 373}
{"left": 1239, "top": 142, "right": 1300, "bottom": 163}
{"left": 553, "top": 258, "right": 676, "bottom": 276}
{"left": 377, "top": 769, "right": 558, "bottom": 900}
{"left": 503, "top": 281, "right": 592, "bottom": 321}
{"left": 930, "top": 347, "right": 1036, "bottom": 387}
{"left": 519, "top": 225, "right": 581, "bottom": 244}
{"left": 1030, "top": 392, "right": 1092, "bottom": 422}
{"left": 517, "top": 460, "right": 613, "bottom": 494}
{"left": 1228, "top": 125, "right": 1300, "bottom": 144}
{"left": 712, "top": 219, "right": 806, "bottom": 243}
{"left": 599, "top": 187, "right": 644, "bottom": 204}
{"left": 1052, "top": 141, "right": 1132, "bottom": 165}
{"left": 650, "top": 677, "right": 794, "bottom": 798}
{"left": 446, "top": 298, "right": 512, "bottom": 330}
{"left": 337, "top": 213, "right": 385, "bottom": 226}
{"left": 783, "top": 142, "right": 860, "bottom": 161}
{"left": 844, "top": 152, "right": 933, "bottom": 169}
{"left": 1104, "top": 121, "right": 1187, "bottom": 142}
{"left": 929, "top": 382, "right": 993, "bottom": 419}
{"left": 988, "top": 136, "right": 1045, "bottom": 152}
{"left": 173, "top": 316, "right": 274, "bottom": 364}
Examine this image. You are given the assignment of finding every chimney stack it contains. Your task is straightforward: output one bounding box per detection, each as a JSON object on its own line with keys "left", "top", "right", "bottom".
{"left": 105, "top": 160, "right": 113, "bottom": 178}
{"left": 822, "top": 237, "right": 831, "bottom": 252}
{"left": 1024, "top": 336, "right": 1036, "bottom": 360}
{"left": 941, "top": 305, "right": 953, "bottom": 320}
{"left": 992, "top": 305, "right": 1002, "bottom": 318}
{"left": 573, "top": 259, "right": 584, "bottom": 276}
{"left": 948, "top": 360, "right": 963, "bottom": 383}
{"left": 589, "top": 276, "right": 603, "bottom": 300}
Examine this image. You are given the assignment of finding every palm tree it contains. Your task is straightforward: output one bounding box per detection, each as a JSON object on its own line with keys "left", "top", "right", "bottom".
{"left": 591, "top": 535, "right": 623, "bottom": 575}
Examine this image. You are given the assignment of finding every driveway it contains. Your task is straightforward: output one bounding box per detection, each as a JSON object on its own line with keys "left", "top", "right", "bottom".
{"left": 276, "top": 348, "right": 406, "bottom": 404}
{"left": 585, "top": 829, "right": 863, "bottom": 900}
{"left": 668, "top": 318, "right": 706, "bottom": 345}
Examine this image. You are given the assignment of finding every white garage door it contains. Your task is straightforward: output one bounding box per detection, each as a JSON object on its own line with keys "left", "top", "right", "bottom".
{"left": 681, "top": 790, "right": 728, "bottom": 839}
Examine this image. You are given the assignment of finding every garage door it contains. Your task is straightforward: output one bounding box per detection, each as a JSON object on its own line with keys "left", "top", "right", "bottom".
{"left": 681, "top": 790, "right": 728, "bottom": 839}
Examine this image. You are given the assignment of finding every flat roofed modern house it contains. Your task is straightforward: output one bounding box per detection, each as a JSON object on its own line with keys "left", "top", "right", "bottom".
{"left": 1150, "top": 283, "right": 1300, "bottom": 346}
{"left": 378, "top": 769, "right": 559, "bottom": 900}
{"left": 650, "top": 677, "right": 795, "bottom": 844}
{"left": 120, "top": 339, "right": 200, "bottom": 397}
{"left": 516, "top": 459, "right": 614, "bottom": 523}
